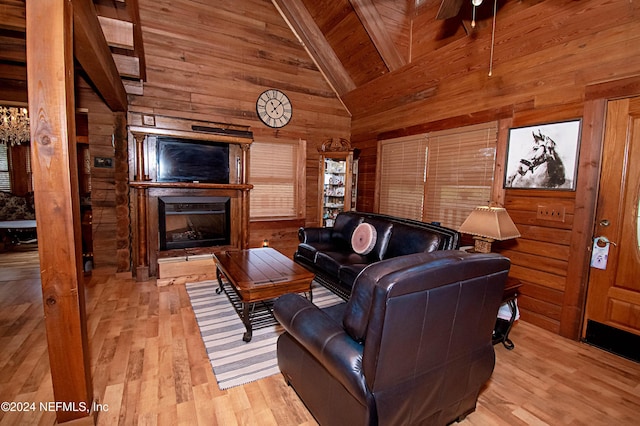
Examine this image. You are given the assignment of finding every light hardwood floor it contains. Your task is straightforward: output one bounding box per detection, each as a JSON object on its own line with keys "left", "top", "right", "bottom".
{"left": 1, "top": 248, "right": 639, "bottom": 425}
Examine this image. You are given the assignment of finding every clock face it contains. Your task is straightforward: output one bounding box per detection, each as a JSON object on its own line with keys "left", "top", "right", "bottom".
{"left": 256, "top": 89, "right": 292, "bottom": 128}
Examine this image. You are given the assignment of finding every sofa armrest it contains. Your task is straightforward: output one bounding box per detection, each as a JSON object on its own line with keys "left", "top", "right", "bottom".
{"left": 298, "top": 226, "right": 333, "bottom": 243}
{"left": 274, "top": 293, "right": 369, "bottom": 402}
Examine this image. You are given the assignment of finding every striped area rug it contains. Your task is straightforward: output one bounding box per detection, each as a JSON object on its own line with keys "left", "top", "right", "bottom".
{"left": 185, "top": 279, "right": 344, "bottom": 390}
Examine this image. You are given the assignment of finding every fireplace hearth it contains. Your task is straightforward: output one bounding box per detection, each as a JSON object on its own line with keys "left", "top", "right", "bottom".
{"left": 158, "top": 196, "right": 231, "bottom": 250}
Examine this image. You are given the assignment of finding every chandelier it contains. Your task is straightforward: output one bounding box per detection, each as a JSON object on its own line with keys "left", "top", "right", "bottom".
{"left": 0, "top": 106, "right": 30, "bottom": 146}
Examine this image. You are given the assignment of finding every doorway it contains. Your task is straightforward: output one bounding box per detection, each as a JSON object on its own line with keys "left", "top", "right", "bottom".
{"left": 582, "top": 96, "right": 640, "bottom": 361}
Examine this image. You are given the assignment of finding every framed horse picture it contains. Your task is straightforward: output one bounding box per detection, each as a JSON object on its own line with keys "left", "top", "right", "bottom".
{"left": 504, "top": 119, "right": 582, "bottom": 190}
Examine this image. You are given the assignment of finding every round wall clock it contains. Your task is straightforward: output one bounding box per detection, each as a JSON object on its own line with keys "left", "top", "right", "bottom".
{"left": 256, "top": 89, "right": 292, "bottom": 128}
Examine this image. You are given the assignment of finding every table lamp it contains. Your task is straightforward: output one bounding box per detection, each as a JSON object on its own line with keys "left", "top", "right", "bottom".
{"left": 458, "top": 205, "right": 521, "bottom": 253}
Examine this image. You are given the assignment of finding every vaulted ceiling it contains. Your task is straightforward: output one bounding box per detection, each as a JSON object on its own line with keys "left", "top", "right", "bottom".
{"left": 0, "top": 0, "right": 519, "bottom": 106}
{"left": 272, "top": 0, "right": 523, "bottom": 97}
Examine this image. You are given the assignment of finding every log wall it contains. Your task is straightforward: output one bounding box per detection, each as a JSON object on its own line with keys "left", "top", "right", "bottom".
{"left": 127, "top": 0, "right": 351, "bottom": 254}
{"left": 77, "top": 78, "right": 128, "bottom": 272}
{"left": 4, "top": 0, "right": 637, "bottom": 339}
{"left": 348, "top": 0, "right": 640, "bottom": 338}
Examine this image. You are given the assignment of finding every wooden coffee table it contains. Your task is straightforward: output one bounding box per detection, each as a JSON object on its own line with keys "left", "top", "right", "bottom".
{"left": 213, "top": 247, "right": 315, "bottom": 342}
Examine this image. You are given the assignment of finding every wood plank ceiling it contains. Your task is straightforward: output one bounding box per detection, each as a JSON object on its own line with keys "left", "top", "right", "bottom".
{"left": 1, "top": 0, "right": 520, "bottom": 108}
{"left": 272, "top": 0, "right": 515, "bottom": 99}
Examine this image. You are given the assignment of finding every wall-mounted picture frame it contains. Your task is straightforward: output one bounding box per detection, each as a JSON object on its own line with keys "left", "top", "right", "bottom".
{"left": 504, "top": 119, "right": 582, "bottom": 190}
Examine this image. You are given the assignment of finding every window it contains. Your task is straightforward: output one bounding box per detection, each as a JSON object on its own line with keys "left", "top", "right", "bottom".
{"left": 378, "top": 135, "right": 428, "bottom": 220}
{"left": 250, "top": 140, "right": 305, "bottom": 219}
{"left": 0, "top": 144, "right": 11, "bottom": 192}
{"left": 423, "top": 123, "right": 497, "bottom": 229}
{"left": 377, "top": 122, "right": 497, "bottom": 229}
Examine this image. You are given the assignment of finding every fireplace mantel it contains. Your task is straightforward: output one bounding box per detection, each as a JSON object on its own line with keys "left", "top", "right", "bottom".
{"left": 128, "top": 113, "right": 254, "bottom": 281}
{"left": 130, "top": 181, "right": 252, "bottom": 190}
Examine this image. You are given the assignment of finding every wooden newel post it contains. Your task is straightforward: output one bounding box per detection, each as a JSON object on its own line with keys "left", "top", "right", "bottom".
{"left": 133, "top": 133, "right": 149, "bottom": 280}
{"left": 241, "top": 143, "right": 250, "bottom": 248}
{"left": 26, "top": 0, "right": 93, "bottom": 423}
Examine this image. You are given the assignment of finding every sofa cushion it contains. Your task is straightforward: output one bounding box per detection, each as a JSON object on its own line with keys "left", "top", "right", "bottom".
{"left": 351, "top": 223, "right": 377, "bottom": 255}
{"left": 297, "top": 242, "right": 335, "bottom": 264}
{"left": 361, "top": 217, "right": 393, "bottom": 262}
{"left": 316, "top": 251, "right": 369, "bottom": 278}
{"left": 384, "top": 222, "right": 441, "bottom": 259}
{"left": 331, "top": 212, "right": 363, "bottom": 246}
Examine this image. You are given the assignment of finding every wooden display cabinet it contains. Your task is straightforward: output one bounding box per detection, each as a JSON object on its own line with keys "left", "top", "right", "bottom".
{"left": 319, "top": 147, "right": 356, "bottom": 227}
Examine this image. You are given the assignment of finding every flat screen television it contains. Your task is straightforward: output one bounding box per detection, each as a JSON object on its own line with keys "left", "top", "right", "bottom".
{"left": 157, "top": 137, "right": 229, "bottom": 184}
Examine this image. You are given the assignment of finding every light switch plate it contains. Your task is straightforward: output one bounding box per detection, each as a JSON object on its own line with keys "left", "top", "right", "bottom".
{"left": 142, "top": 114, "right": 155, "bottom": 126}
{"left": 536, "top": 205, "right": 566, "bottom": 222}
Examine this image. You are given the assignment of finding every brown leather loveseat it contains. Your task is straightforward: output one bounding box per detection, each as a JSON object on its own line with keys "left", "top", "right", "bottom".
{"left": 274, "top": 250, "right": 510, "bottom": 425}
{"left": 294, "top": 211, "right": 460, "bottom": 299}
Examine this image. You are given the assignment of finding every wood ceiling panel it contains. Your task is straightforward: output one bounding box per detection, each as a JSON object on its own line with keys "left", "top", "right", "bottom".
{"left": 371, "top": 0, "right": 411, "bottom": 63}
{"left": 300, "top": 0, "right": 352, "bottom": 33}
{"left": 299, "top": 0, "right": 387, "bottom": 87}
{"left": 326, "top": 12, "right": 389, "bottom": 85}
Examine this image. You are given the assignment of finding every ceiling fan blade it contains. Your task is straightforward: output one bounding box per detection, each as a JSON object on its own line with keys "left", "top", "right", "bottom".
{"left": 436, "top": 0, "right": 466, "bottom": 20}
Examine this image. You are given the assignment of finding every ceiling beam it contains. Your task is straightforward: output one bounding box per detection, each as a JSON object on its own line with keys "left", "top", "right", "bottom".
{"left": 349, "top": 0, "right": 406, "bottom": 71}
{"left": 271, "top": 0, "right": 356, "bottom": 97}
{"left": 72, "top": 0, "right": 127, "bottom": 112}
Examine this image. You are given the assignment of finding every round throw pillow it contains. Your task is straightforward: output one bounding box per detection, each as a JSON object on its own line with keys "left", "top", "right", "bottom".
{"left": 351, "top": 223, "right": 377, "bottom": 255}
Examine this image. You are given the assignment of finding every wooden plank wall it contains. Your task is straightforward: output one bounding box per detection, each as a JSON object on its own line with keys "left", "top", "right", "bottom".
{"left": 499, "top": 190, "right": 575, "bottom": 334}
{"left": 77, "top": 78, "right": 120, "bottom": 271}
{"left": 128, "top": 0, "right": 351, "bottom": 254}
{"left": 348, "top": 0, "right": 640, "bottom": 337}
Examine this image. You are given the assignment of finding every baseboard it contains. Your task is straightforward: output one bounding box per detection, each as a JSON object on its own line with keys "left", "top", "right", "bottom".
{"left": 583, "top": 320, "right": 640, "bottom": 363}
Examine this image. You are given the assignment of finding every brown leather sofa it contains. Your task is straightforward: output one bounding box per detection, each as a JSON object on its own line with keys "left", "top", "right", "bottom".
{"left": 294, "top": 211, "right": 460, "bottom": 299}
{"left": 274, "top": 250, "right": 510, "bottom": 425}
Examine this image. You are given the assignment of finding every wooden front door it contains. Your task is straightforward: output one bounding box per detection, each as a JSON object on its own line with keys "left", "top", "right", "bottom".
{"left": 583, "top": 97, "right": 640, "bottom": 351}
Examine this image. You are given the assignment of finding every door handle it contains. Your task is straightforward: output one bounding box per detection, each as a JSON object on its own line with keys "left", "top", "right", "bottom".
{"left": 594, "top": 236, "right": 616, "bottom": 247}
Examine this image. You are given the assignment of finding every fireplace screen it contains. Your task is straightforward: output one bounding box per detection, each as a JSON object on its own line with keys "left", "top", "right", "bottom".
{"left": 158, "top": 196, "right": 231, "bottom": 250}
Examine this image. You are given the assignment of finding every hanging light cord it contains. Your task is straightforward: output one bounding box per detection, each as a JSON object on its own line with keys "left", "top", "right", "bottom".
{"left": 488, "top": 0, "right": 497, "bottom": 76}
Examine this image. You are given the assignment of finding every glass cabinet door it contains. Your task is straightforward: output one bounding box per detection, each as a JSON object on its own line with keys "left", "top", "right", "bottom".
{"left": 320, "top": 152, "right": 354, "bottom": 227}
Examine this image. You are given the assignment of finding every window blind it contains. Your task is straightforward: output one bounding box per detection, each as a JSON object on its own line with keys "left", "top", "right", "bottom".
{"left": 378, "top": 135, "right": 428, "bottom": 221}
{"left": 250, "top": 141, "right": 300, "bottom": 219}
{"left": 377, "top": 122, "right": 497, "bottom": 228}
{"left": 0, "top": 144, "right": 11, "bottom": 192}
{"left": 423, "top": 123, "right": 497, "bottom": 229}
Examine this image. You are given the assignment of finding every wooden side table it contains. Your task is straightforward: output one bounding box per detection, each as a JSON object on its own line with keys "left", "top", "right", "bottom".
{"left": 493, "top": 277, "right": 522, "bottom": 350}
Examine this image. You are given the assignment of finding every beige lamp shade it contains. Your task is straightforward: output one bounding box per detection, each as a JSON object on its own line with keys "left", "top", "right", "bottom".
{"left": 458, "top": 206, "right": 521, "bottom": 253}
